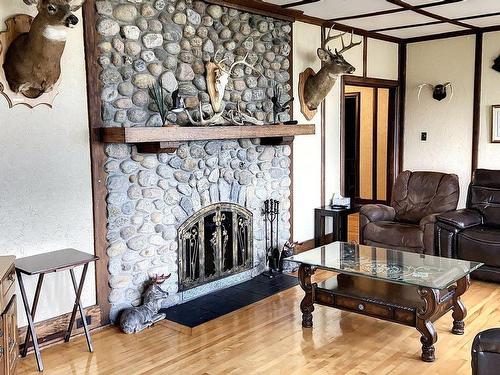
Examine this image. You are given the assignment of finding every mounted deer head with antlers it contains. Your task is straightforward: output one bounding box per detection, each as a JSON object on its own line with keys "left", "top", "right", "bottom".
{"left": 206, "top": 50, "right": 262, "bottom": 113}
{"left": 299, "top": 25, "right": 361, "bottom": 120}
{"left": 3, "top": 0, "right": 85, "bottom": 99}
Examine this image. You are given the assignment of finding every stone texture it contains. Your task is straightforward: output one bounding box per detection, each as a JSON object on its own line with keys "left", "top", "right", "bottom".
{"left": 98, "top": 0, "right": 293, "bottom": 322}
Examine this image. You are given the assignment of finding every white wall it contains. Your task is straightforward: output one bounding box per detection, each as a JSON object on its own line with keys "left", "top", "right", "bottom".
{"left": 0, "top": 3, "right": 95, "bottom": 326}
{"left": 478, "top": 31, "right": 500, "bottom": 169}
{"left": 292, "top": 24, "right": 399, "bottom": 242}
{"left": 292, "top": 22, "right": 322, "bottom": 241}
{"left": 404, "top": 33, "right": 500, "bottom": 208}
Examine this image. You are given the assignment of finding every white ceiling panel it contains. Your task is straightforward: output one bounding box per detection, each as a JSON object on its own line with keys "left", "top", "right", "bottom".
{"left": 467, "top": 14, "right": 500, "bottom": 27}
{"left": 427, "top": 0, "right": 500, "bottom": 18}
{"left": 266, "top": 0, "right": 299, "bottom": 6}
{"left": 380, "top": 22, "right": 466, "bottom": 38}
{"left": 340, "top": 10, "right": 435, "bottom": 30}
{"left": 267, "top": 0, "right": 400, "bottom": 20}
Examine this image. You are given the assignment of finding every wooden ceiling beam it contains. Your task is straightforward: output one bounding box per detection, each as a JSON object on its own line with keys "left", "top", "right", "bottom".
{"left": 405, "top": 24, "right": 500, "bottom": 43}
{"left": 282, "top": 0, "right": 320, "bottom": 9}
{"left": 329, "top": 0, "right": 463, "bottom": 22}
{"left": 386, "top": 0, "right": 476, "bottom": 29}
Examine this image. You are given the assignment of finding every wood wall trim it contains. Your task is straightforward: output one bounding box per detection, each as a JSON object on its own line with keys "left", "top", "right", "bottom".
{"left": 320, "top": 26, "right": 326, "bottom": 206}
{"left": 343, "top": 76, "right": 399, "bottom": 88}
{"left": 82, "top": 0, "right": 111, "bottom": 326}
{"left": 19, "top": 305, "right": 101, "bottom": 352}
{"left": 204, "top": 0, "right": 301, "bottom": 22}
{"left": 397, "top": 43, "right": 407, "bottom": 175}
{"left": 372, "top": 88, "right": 379, "bottom": 200}
{"left": 471, "top": 32, "right": 483, "bottom": 174}
{"left": 363, "top": 36, "right": 368, "bottom": 78}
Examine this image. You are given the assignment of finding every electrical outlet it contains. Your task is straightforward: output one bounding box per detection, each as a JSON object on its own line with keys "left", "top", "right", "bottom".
{"left": 76, "top": 315, "right": 92, "bottom": 329}
{"left": 421, "top": 132, "right": 427, "bottom": 141}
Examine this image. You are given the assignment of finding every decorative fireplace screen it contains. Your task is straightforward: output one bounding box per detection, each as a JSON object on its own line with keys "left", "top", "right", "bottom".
{"left": 178, "top": 203, "right": 253, "bottom": 291}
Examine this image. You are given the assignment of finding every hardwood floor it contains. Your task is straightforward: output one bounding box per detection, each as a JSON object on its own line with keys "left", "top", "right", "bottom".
{"left": 18, "top": 272, "right": 499, "bottom": 375}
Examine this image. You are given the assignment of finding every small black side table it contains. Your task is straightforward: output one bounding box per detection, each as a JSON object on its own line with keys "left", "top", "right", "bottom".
{"left": 314, "top": 206, "right": 357, "bottom": 247}
{"left": 15, "top": 248, "right": 99, "bottom": 372}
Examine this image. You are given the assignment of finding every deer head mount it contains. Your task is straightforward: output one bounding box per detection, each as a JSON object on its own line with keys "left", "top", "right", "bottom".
{"left": 3, "top": 0, "right": 85, "bottom": 99}
{"left": 417, "top": 82, "right": 453, "bottom": 102}
{"left": 299, "top": 25, "right": 361, "bottom": 120}
{"left": 206, "top": 49, "right": 262, "bottom": 113}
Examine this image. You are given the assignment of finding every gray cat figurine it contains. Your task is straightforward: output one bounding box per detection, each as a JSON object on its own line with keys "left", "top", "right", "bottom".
{"left": 119, "top": 274, "right": 171, "bottom": 334}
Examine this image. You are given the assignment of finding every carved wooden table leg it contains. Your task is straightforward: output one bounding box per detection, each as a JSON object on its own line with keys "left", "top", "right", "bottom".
{"left": 416, "top": 287, "right": 439, "bottom": 362}
{"left": 452, "top": 275, "right": 470, "bottom": 335}
{"left": 298, "top": 264, "right": 316, "bottom": 328}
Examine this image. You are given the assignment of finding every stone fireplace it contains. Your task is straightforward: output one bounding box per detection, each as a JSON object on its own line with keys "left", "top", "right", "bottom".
{"left": 105, "top": 140, "right": 291, "bottom": 321}
{"left": 94, "top": 0, "right": 295, "bottom": 322}
{"left": 178, "top": 202, "right": 253, "bottom": 291}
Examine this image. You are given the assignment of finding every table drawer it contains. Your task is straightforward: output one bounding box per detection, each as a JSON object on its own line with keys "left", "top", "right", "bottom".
{"left": 336, "top": 295, "right": 392, "bottom": 319}
{"left": 1, "top": 267, "right": 16, "bottom": 309}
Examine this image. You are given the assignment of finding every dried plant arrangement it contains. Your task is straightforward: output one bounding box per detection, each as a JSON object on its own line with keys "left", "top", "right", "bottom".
{"left": 148, "top": 82, "right": 168, "bottom": 126}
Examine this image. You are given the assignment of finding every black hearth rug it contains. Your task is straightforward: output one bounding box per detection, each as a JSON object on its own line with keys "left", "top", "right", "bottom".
{"left": 163, "top": 273, "right": 298, "bottom": 328}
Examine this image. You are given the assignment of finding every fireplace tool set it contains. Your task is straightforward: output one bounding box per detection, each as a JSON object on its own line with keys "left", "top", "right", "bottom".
{"left": 263, "top": 199, "right": 283, "bottom": 277}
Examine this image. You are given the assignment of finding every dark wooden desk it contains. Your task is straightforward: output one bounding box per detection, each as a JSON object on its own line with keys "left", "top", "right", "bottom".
{"left": 16, "top": 249, "right": 98, "bottom": 372}
{"left": 314, "top": 206, "right": 357, "bottom": 247}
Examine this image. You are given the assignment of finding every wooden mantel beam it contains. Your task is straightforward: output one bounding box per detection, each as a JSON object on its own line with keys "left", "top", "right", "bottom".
{"left": 101, "top": 124, "right": 315, "bottom": 144}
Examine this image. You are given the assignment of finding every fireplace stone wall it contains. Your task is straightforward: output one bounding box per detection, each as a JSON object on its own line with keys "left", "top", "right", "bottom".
{"left": 94, "top": 0, "right": 294, "bottom": 322}
{"left": 95, "top": 0, "right": 292, "bottom": 126}
{"left": 105, "top": 140, "right": 291, "bottom": 321}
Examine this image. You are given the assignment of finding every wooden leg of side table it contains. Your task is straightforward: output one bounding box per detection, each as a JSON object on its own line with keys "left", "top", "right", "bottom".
{"left": 16, "top": 271, "right": 44, "bottom": 372}
{"left": 452, "top": 275, "right": 470, "bottom": 335}
{"left": 416, "top": 287, "right": 439, "bottom": 362}
{"left": 20, "top": 273, "right": 44, "bottom": 358}
{"left": 298, "top": 264, "right": 316, "bottom": 328}
{"left": 65, "top": 264, "right": 93, "bottom": 352}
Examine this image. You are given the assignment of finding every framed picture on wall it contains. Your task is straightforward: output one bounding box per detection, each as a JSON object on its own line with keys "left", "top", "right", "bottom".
{"left": 493, "top": 105, "right": 500, "bottom": 143}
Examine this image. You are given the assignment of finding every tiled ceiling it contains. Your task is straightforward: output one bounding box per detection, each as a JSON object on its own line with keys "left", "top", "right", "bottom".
{"left": 266, "top": 0, "right": 500, "bottom": 40}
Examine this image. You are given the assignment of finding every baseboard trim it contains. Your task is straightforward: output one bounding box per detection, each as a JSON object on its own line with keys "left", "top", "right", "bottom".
{"left": 18, "top": 305, "right": 102, "bottom": 353}
{"left": 294, "top": 234, "right": 335, "bottom": 254}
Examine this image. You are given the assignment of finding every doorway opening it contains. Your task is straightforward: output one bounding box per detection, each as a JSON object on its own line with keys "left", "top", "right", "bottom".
{"left": 341, "top": 77, "right": 400, "bottom": 206}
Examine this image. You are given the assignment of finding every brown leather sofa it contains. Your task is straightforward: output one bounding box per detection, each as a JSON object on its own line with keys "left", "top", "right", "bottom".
{"left": 472, "top": 328, "right": 500, "bottom": 375}
{"left": 436, "top": 169, "right": 500, "bottom": 282}
{"left": 359, "top": 170, "right": 459, "bottom": 255}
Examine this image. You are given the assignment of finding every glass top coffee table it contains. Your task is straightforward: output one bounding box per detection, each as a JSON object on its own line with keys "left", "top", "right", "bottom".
{"left": 286, "top": 242, "right": 482, "bottom": 362}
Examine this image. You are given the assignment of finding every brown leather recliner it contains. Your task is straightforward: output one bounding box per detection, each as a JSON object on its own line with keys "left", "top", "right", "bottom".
{"left": 472, "top": 328, "right": 500, "bottom": 375}
{"left": 359, "top": 170, "right": 459, "bottom": 255}
{"left": 436, "top": 169, "right": 500, "bottom": 283}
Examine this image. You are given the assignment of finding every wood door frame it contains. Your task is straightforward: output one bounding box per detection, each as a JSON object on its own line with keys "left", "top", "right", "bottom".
{"left": 340, "top": 76, "right": 401, "bottom": 205}
{"left": 343, "top": 92, "right": 361, "bottom": 199}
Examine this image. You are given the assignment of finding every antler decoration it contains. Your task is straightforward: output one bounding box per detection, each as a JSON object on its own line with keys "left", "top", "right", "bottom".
{"left": 152, "top": 274, "right": 171, "bottom": 284}
{"left": 417, "top": 82, "right": 453, "bottom": 103}
{"left": 322, "top": 24, "right": 361, "bottom": 55}
{"left": 185, "top": 102, "right": 226, "bottom": 126}
{"left": 225, "top": 102, "right": 264, "bottom": 126}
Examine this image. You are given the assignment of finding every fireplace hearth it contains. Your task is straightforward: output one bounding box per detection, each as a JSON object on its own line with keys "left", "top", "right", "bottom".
{"left": 178, "top": 203, "right": 253, "bottom": 291}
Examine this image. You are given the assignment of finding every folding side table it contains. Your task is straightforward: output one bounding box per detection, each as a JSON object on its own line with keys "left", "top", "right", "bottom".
{"left": 15, "top": 248, "right": 99, "bottom": 372}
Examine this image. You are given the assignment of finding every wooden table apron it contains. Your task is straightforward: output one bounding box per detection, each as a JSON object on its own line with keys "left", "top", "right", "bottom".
{"left": 298, "top": 264, "right": 470, "bottom": 362}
